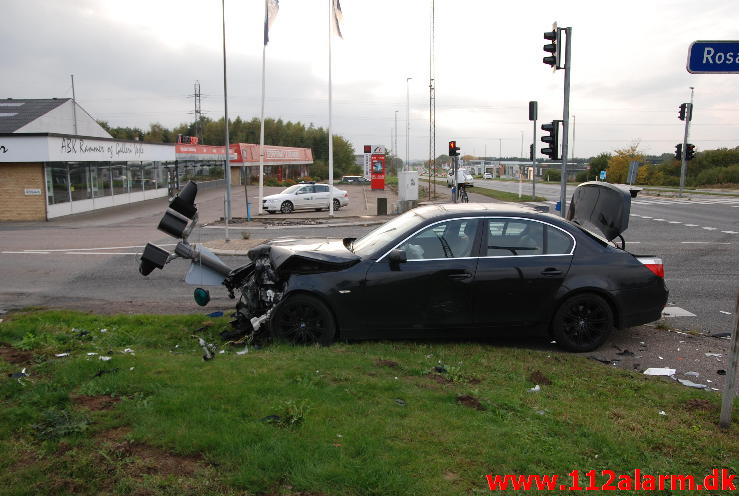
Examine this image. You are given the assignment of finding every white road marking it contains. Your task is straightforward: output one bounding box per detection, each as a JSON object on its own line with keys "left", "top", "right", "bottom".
{"left": 1, "top": 251, "right": 50, "bottom": 254}
{"left": 15, "top": 243, "right": 176, "bottom": 253}
{"left": 702, "top": 227, "right": 717, "bottom": 230}
{"left": 641, "top": 215, "right": 652, "bottom": 218}
{"left": 684, "top": 224, "right": 698, "bottom": 227}
{"left": 668, "top": 221, "right": 682, "bottom": 224}
{"left": 653, "top": 218, "right": 666, "bottom": 221}
{"left": 662, "top": 306, "right": 697, "bottom": 317}
{"left": 64, "top": 252, "right": 141, "bottom": 255}
{"left": 721, "top": 230, "right": 738, "bottom": 234}
{"left": 681, "top": 241, "right": 732, "bottom": 245}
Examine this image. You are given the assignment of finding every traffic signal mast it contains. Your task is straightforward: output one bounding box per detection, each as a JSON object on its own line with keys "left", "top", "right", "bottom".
{"left": 448, "top": 140, "right": 461, "bottom": 203}
{"left": 678, "top": 100, "right": 694, "bottom": 195}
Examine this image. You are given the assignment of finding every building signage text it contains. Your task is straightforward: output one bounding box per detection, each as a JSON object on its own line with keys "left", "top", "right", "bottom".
{"left": 61, "top": 137, "right": 144, "bottom": 160}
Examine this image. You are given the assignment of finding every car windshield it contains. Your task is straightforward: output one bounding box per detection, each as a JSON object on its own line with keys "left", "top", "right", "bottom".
{"left": 351, "top": 210, "right": 429, "bottom": 257}
{"left": 281, "top": 185, "right": 301, "bottom": 194}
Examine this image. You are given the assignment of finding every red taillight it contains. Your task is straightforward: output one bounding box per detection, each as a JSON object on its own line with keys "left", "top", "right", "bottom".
{"left": 638, "top": 257, "right": 664, "bottom": 278}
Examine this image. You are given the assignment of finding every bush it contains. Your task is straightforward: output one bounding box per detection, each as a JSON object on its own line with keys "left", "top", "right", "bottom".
{"left": 694, "top": 165, "right": 739, "bottom": 185}
{"left": 544, "top": 170, "right": 561, "bottom": 182}
{"left": 575, "top": 171, "right": 589, "bottom": 183}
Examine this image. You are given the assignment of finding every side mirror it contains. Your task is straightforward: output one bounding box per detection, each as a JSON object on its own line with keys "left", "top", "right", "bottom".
{"left": 388, "top": 249, "right": 407, "bottom": 265}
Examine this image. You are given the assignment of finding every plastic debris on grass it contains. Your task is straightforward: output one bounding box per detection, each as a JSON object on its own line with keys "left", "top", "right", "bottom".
{"left": 528, "top": 384, "right": 541, "bottom": 393}
{"left": 194, "top": 336, "right": 217, "bottom": 361}
{"left": 122, "top": 348, "right": 135, "bottom": 354}
{"left": 99, "top": 356, "right": 112, "bottom": 362}
{"left": 643, "top": 367, "right": 676, "bottom": 376}
{"left": 659, "top": 410, "right": 667, "bottom": 416}
{"left": 678, "top": 379, "right": 707, "bottom": 389}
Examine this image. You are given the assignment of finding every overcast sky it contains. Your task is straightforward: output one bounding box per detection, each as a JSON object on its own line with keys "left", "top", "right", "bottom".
{"left": 2, "top": 0, "right": 738, "bottom": 160}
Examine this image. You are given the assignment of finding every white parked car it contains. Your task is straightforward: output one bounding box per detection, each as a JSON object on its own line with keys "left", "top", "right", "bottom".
{"left": 446, "top": 168, "right": 475, "bottom": 188}
{"left": 262, "top": 183, "right": 349, "bottom": 214}
{"left": 483, "top": 172, "right": 493, "bottom": 179}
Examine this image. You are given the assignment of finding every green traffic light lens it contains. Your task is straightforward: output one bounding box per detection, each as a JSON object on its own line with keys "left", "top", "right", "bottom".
{"left": 194, "top": 288, "right": 211, "bottom": 307}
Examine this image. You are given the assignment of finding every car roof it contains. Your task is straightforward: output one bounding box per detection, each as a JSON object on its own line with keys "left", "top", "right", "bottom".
{"left": 410, "top": 202, "right": 557, "bottom": 220}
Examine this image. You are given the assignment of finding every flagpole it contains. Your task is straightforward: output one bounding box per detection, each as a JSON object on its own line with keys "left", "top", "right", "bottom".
{"left": 258, "top": 0, "right": 268, "bottom": 215}
{"left": 328, "top": 0, "right": 334, "bottom": 217}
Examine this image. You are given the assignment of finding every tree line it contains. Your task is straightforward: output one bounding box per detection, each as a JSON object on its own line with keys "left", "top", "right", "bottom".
{"left": 97, "top": 117, "right": 361, "bottom": 179}
{"left": 578, "top": 146, "right": 739, "bottom": 186}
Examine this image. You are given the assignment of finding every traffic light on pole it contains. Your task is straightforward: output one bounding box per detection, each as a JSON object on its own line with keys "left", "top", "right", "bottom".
{"left": 678, "top": 103, "right": 687, "bottom": 121}
{"left": 543, "top": 30, "right": 561, "bottom": 68}
{"left": 685, "top": 143, "right": 696, "bottom": 160}
{"left": 540, "top": 121, "right": 559, "bottom": 160}
{"left": 448, "top": 140, "right": 460, "bottom": 157}
{"left": 674, "top": 144, "right": 682, "bottom": 160}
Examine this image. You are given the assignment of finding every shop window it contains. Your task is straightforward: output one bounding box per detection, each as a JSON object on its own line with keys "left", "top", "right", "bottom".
{"left": 47, "top": 164, "right": 70, "bottom": 205}
{"left": 112, "top": 163, "right": 128, "bottom": 195}
{"left": 93, "top": 163, "right": 112, "bottom": 197}
{"left": 69, "top": 163, "right": 92, "bottom": 201}
{"left": 143, "top": 162, "right": 157, "bottom": 190}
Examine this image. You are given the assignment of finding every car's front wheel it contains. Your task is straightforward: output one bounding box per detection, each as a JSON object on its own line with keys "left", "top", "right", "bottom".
{"left": 280, "top": 201, "right": 294, "bottom": 214}
{"left": 271, "top": 294, "right": 336, "bottom": 345}
{"left": 551, "top": 293, "right": 614, "bottom": 352}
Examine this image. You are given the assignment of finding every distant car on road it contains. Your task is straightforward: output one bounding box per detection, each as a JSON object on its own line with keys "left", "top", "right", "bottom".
{"left": 483, "top": 172, "right": 493, "bottom": 179}
{"left": 340, "top": 176, "right": 370, "bottom": 185}
{"left": 262, "top": 183, "right": 349, "bottom": 214}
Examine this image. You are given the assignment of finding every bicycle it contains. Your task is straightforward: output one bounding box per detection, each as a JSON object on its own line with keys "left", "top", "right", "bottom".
{"left": 457, "top": 184, "right": 469, "bottom": 203}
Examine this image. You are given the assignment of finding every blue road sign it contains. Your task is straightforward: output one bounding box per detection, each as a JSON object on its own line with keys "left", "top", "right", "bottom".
{"left": 599, "top": 170, "right": 606, "bottom": 180}
{"left": 687, "top": 41, "right": 739, "bottom": 74}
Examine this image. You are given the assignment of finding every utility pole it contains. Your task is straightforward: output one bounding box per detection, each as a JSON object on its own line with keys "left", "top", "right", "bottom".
{"left": 394, "top": 110, "right": 398, "bottom": 174}
{"left": 679, "top": 87, "right": 694, "bottom": 197}
{"left": 529, "top": 101, "right": 538, "bottom": 199}
{"left": 220, "top": 0, "right": 233, "bottom": 236}
{"left": 192, "top": 81, "right": 202, "bottom": 141}
{"left": 70, "top": 74, "right": 78, "bottom": 135}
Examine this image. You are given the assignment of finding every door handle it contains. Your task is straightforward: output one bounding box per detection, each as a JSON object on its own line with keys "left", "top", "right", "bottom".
{"left": 448, "top": 272, "right": 473, "bottom": 280}
{"left": 541, "top": 268, "right": 562, "bottom": 276}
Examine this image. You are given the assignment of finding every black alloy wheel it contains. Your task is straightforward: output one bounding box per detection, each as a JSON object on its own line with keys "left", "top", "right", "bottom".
{"left": 271, "top": 294, "right": 336, "bottom": 345}
{"left": 333, "top": 198, "right": 341, "bottom": 211}
{"left": 551, "top": 293, "right": 614, "bottom": 352}
{"left": 280, "top": 201, "right": 294, "bottom": 214}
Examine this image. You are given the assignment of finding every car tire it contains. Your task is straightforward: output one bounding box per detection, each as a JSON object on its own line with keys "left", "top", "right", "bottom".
{"left": 270, "top": 294, "right": 336, "bottom": 346}
{"left": 280, "top": 201, "right": 294, "bottom": 214}
{"left": 551, "top": 293, "right": 614, "bottom": 352}
{"left": 333, "top": 199, "right": 341, "bottom": 211}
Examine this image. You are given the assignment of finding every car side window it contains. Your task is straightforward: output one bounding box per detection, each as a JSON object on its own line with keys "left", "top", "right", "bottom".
{"left": 297, "top": 186, "right": 314, "bottom": 194}
{"left": 315, "top": 185, "right": 329, "bottom": 193}
{"left": 485, "top": 219, "right": 572, "bottom": 256}
{"left": 397, "top": 219, "right": 478, "bottom": 260}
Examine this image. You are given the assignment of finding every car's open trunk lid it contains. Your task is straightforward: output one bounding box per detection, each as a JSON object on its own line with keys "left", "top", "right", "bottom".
{"left": 567, "top": 182, "right": 631, "bottom": 241}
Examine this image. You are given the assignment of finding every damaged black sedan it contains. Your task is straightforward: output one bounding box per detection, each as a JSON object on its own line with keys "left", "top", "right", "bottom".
{"left": 140, "top": 181, "right": 668, "bottom": 352}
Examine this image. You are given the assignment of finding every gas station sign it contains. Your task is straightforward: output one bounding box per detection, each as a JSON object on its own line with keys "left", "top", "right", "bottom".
{"left": 370, "top": 153, "right": 385, "bottom": 190}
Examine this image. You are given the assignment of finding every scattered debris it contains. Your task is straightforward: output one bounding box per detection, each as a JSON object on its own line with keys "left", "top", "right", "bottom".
{"left": 54, "top": 353, "right": 70, "bottom": 358}
{"left": 207, "top": 311, "right": 224, "bottom": 318}
{"left": 93, "top": 368, "right": 119, "bottom": 378}
{"left": 393, "top": 398, "right": 406, "bottom": 407}
{"left": 194, "top": 336, "right": 217, "bottom": 361}
{"left": 8, "top": 368, "right": 28, "bottom": 381}
{"left": 456, "top": 395, "right": 486, "bottom": 411}
{"left": 433, "top": 365, "right": 447, "bottom": 373}
{"left": 712, "top": 332, "right": 732, "bottom": 338}
{"left": 705, "top": 353, "right": 722, "bottom": 357}
{"left": 528, "top": 384, "right": 541, "bottom": 393}
{"left": 719, "top": 310, "right": 732, "bottom": 315}
{"left": 658, "top": 356, "right": 664, "bottom": 360}
{"left": 678, "top": 379, "right": 707, "bottom": 389}
{"left": 658, "top": 410, "right": 667, "bottom": 416}
{"left": 236, "top": 346, "right": 249, "bottom": 355}
{"left": 717, "top": 369, "right": 726, "bottom": 376}
{"left": 528, "top": 370, "right": 553, "bottom": 385}
{"left": 535, "top": 410, "right": 546, "bottom": 416}
{"left": 684, "top": 371, "right": 700, "bottom": 377}
{"left": 122, "top": 348, "right": 135, "bottom": 354}
{"left": 99, "top": 328, "right": 108, "bottom": 333}
{"left": 86, "top": 352, "right": 98, "bottom": 356}
{"left": 99, "top": 356, "right": 112, "bottom": 361}
{"left": 643, "top": 368, "right": 676, "bottom": 376}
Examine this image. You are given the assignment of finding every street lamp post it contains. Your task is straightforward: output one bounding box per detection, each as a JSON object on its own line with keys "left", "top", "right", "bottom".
{"left": 406, "top": 77, "right": 412, "bottom": 172}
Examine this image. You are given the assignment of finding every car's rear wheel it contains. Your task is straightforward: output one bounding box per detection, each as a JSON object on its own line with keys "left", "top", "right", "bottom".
{"left": 280, "top": 201, "right": 294, "bottom": 214}
{"left": 551, "top": 293, "right": 613, "bottom": 352}
{"left": 333, "top": 198, "right": 341, "bottom": 211}
{"left": 271, "top": 294, "right": 336, "bottom": 345}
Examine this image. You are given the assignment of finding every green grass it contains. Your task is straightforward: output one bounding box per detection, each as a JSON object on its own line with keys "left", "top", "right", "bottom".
{"left": 0, "top": 310, "right": 737, "bottom": 495}
{"left": 430, "top": 179, "right": 547, "bottom": 203}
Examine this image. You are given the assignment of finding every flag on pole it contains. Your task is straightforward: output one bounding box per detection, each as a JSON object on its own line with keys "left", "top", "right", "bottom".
{"left": 264, "top": 0, "right": 279, "bottom": 45}
{"left": 331, "top": 0, "right": 343, "bottom": 39}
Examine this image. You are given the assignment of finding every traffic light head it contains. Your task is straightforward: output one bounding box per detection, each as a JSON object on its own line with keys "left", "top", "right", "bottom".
{"left": 543, "top": 30, "right": 560, "bottom": 68}
{"left": 686, "top": 143, "right": 696, "bottom": 160}
{"left": 540, "top": 121, "right": 560, "bottom": 160}
{"left": 674, "top": 143, "right": 682, "bottom": 160}
{"left": 678, "top": 103, "right": 687, "bottom": 121}
{"left": 448, "top": 140, "right": 460, "bottom": 157}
